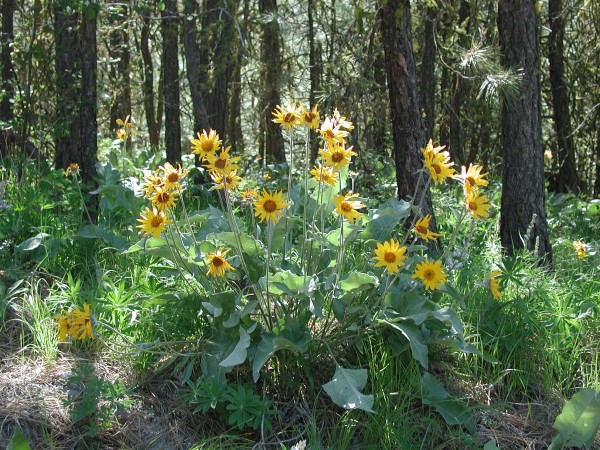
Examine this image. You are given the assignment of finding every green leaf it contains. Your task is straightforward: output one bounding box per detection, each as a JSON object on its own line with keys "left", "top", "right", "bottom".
{"left": 323, "top": 365, "right": 374, "bottom": 413}
{"left": 264, "top": 271, "right": 316, "bottom": 297}
{"left": 381, "top": 319, "right": 428, "bottom": 368}
{"left": 16, "top": 233, "right": 50, "bottom": 252}
{"left": 483, "top": 439, "right": 501, "bottom": 450}
{"left": 220, "top": 327, "right": 251, "bottom": 367}
{"left": 548, "top": 388, "right": 600, "bottom": 450}
{"left": 77, "top": 224, "right": 129, "bottom": 251}
{"left": 362, "top": 198, "right": 411, "bottom": 241}
{"left": 209, "top": 231, "right": 262, "bottom": 257}
{"left": 252, "top": 325, "right": 311, "bottom": 381}
{"left": 7, "top": 429, "right": 31, "bottom": 450}
{"left": 420, "top": 372, "right": 475, "bottom": 432}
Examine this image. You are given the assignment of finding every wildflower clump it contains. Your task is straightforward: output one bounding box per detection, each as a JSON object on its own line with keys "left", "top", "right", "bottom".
{"left": 54, "top": 304, "right": 94, "bottom": 342}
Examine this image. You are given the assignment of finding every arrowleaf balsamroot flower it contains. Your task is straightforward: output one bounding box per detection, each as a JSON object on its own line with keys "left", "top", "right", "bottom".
{"left": 422, "top": 140, "right": 455, "bottom": 184}
{"left": 310, "top": 164, "right": 339, "bottom": 186}
{"left": 455, "top": 164, "right": 489, "bottom": 196}
{"left": 240, "top": 188, "right": 259, "bottom": 202}
{"left": 150, "top": 187, "right": 178, "bottom": 211}
{"left": 413, "top": 214, "right": 441, "bottom": 242}
{"left": 204, "top": 146, "right": 240, "bottom": 175}
{"left": 160, "top": 162, "right": 189, "bottom": 191}
{"left": 373, "top": 239, "right": 407, "bottom": 274}
{"left": 320, "top": 143, "right": 356, "bottom": 172}
{"left": 211, "top": 170, "right": 243, "bottom": 191}
{"left": 272, "top": 103, "right": 301, "bottom": 131}
{"left": 319, "top": 117, "right": 348, "bottom": 146}
{"left": 412, "top": 259, "right": 447, "bottom": 290}
{"left": 206, "top": 248, "right": 235, "bottom": 277}
{"left": 191, "top": 129, "right": 222, "bottom": 160}
{"left": 487, "top": 270, "right": 502, "bottom": 300}
{"left": 137, "top": 207, "right": 172, "bottom": 238}
{"left": 142, "top": 171, "right": 165, "bottom": 198}
{"left": 465, "top": 191, "right": 491, "bottom": 219}
{"left": 573, "top": 240, "right": 586, "bottom": 260}
{"left": 333, "top": 192, "right": 366, "bottom": 224}
{"left": 254, "top": 189, "right": 290, "bottom": 224}
{"left": 300, "top": 104, "right": 320, "bottom": 129}
{"left": 65, "top": 163, "right": 80, "bottom": 177}
{"left": 54, "top": 303, "right": 94, "bottom": 342}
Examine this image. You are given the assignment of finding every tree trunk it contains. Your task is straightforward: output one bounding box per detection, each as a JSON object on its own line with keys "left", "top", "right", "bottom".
{"left": 548, "top": 0, "right": 579, "bottom": 194}
{"left": 594, "top": 110, "right": 600, "bottom": 198}
{"left": 420, "top": 5, "right": 437, "bottom": 140}
{"left": 141, "top": 14, "right": 160, "bottom": 149}
{"left": 1, "top": 0, "right": 15, "bottom": 122}
{"left": 109, "top": 4, "right": 132, "bottom": 133}
{"left": 259, "top": 0, "right": 285, "bottom": 163}
{"left": 308, "top": 0, "right": 322, "bottom": 163}
{"left": 379, "top": 0, "right": 436, "bottom": 227}
{"left": 161, "top": 0, "right": 181, "bottom": 163}
{"left": 498, "top": 0, "right": 552, "bottom": 263}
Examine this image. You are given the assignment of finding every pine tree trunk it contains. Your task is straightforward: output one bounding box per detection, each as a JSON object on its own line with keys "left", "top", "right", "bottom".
{"left": 498, "top": 0, "right": 552, "bottom": 263}
{"left": 161, "top": 0, "right": 181, "bottom": 164}
{"left": 420, "top": 5, "right": 437, "bottom": 140}
{"left": 141, "top": 15, "right": 160, "bottom": 149}
{"left": 109, "top": 5, "right": 132, "bottom": 133}
{"left": 1, "top": 0, "right": 15, "bottom": 122}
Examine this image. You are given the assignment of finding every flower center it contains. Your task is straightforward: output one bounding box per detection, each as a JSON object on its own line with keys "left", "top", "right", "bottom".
{"left": 168, "top": 173, "right": 179, "bottom": 183}
{"left": 263, "top": 200, "right": 277, "bottom": 213}
{"left": 424, "top": 269, "right": 435, "bottom": 280}
{"left": 215, "top": 158, "right": 227, "bottom": 169}
{"left": 202, "top": 141, "right": 215, "bottom": 153}
{"left": 466, "top": 176, "right": 475, "bottom": 186}
{"left": 432, "top": 164, "right": 442, "bottom": 174}
{"left": 212, "top": 256, "right": 224, "bottom": 267}
{"left": 157, "top": 192, "right": 170, "bottom": 204}
{"left": 151, "top": 216, "right": 164, "bottom": 227}
{"left": 416, "top": 225, "right": 427, "bottom": 234}
{"left": 468, "top": 201, "right": 478, "bottom": 211}
{"left": 331, "top": 152, "right": 344, "bottom": 163}
{"left": 341, "top": 202, "right": 353, "bottom": 212}
{"left": 384, "top": 252, "right": 397, "bottom": 263}
{"left": 284, "top": 112, "right": 295, "bottom": 123}
{"left": 304, "top": 112, "right": 315, "bottom": 122}
{"left": 323, "top": 129, "right": 334, "bottom": 139}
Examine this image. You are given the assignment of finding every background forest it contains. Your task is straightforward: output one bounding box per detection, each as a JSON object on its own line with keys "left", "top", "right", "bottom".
{"left": 1, "top": 0, "right": 599, "bottom": 449}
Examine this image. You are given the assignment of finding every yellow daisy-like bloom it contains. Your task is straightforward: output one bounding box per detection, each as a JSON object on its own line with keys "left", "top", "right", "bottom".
{"left": 150, "top": 187, "right": 178, "bottom": 211}
{"left": 191, "top": 129, "right": 222, "bottom": 160}
{"left": 300, "top": 104, "right": 320, "bottom": 129}
{"left": 160, "top": 162, "right": 189, "bottom": 191}
{"left": 310, "top": 163, "right": 339, "bottom": 186}
{"left": 465, "top": 191, "right": 491, "bottom": 219}
{"left": 204, "top": 146, "right": 240, "bottom": 175}
{"left": 143, "top": 171, "right": 165, "bottom": 199}
{"left": 320, "top": 143, "right": 356, "bottom": 172}
{"left": 115, "top": 115, "right": 137, "bottom": 140}
{"left": 319, "top": 117, "right": 348, "bottom": 146}
{"left": 272, "top": 102, "right": 301, "bottom": 131}
{"left": 137, "top": 207, "right": 172, "bottom": 239}
{"left": 65, "top": 163, "right": 80, "bottom": 177}
{"left": 253, "top": 189, "right": 290, "bottom": 224}
{"left": 206, "top": 248, "right": 236, "bottom": 277}
{"left": 211, "top": 170, "right": 243, "bottom": 191}
{"left": 413, "top": 214, "right": 441, "bottom": 242}
{"left": 54, "top": 314, "right": 70, "bottom": 342}
{"left": 412, "top": 259, "right": 447, "bottom": 291}
{"left": 373, "top": 239, "right": 407, "bottom": 274}
{"left": 455, "top": 164, "right": 489, "bottom": 196}
{"left": 573, "top": 240, "right": 586, "bottom": 260}
{"left": 333, "top": 192, "right": 366, "bottom": 224}
{"left": 240, "top": 188, "right": 259, "bottom": 202}
{"left": 69, "top": 303, "right": 94, "bottom": 339}
{"left": 423, "top": 151, "right": 455, "bottom": 184}
{"left": 487, "top": 270, "right": 502, "bottom": 300}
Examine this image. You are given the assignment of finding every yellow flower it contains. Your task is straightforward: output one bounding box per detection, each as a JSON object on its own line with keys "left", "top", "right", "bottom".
{"left": 465, "top": 191, "right": 491, "bottom": 219}
{"left": 544, "top": 149, "right": 553, "bottom": 161}
{"left": 310, "top": 163, "right": 339, "bottom": 186}
{"left": 573, "top": 240, "right": 586, "bottom": 260}
{"left": 204, "top": 146, "right": 240, "bottom": 175}
{"left": 412, "top": 259, "right": 447, "bottom": 291}
{"left": 422, "top": 144, "right": 455, "bottom": 184}
{"left": 333, "top": 108, "right": 354, "bottom": 132}
{"left": 191, "top": 129, "right": 222, "bottom": 160}
{"left": 206, "top": 248, "right": 235, "bottom": 277}
{"left": 54, "top": 314, "right": 70, "bottom": 342}
{"left": 65, "top": 163, "right": 80, "bottom": 177}
{"left": 115, "top": 115, "right": 137, "bottom": 140}
{"left": 143, "top": 171, "right": 165, "bottom": 199}
{"left": 69, "top": 303, "right": 94, "bottom": 339}
{"left": 373, "top": 239, "right": 407, "bottom": 274}
{"left": 160, "top": 162, "right": 189, "bottom": 191}
{"left": 319, "top": 117, "right": 348, "bottom": 146}
{"left": 412, "top": 214, "right": 441, "bottom": 242}
{"left": 272, "top": 102, "right": 301, "bottom": 131}
{"left": 150, "top": 187, "right": 178, "bottom": 211}
{"left": 487, "top": 270, "right": 502, "bottom": 300}
{"left": 455, "top": 164, "right": 489, "bottom": 196}
{"left": 240, "top": 189, "right": 259, "bottom": 202}
{"left": 254, "top": 189, "right": 290, "bottom": 224}
{"left": 211, "top": 170, "right": 243, "bottom": 191}
{"left": 137, "top": 207, "right": 172, "bottom": 239}
{"left": 333, "top": 192, "right": 366, "bottom": 224}
{"left": 300, "top": 104, "right": 320, "bottom": 129}
{"left": 320, "top": 143, "right": 356, "bottom": 172}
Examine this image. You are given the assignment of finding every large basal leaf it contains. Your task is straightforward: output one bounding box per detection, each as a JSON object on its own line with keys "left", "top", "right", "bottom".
{"left": 7, "top": 429, "right": 31, "bottom": 450}
{"left": 16, "top": 233, "right": 50, "bottom": 252}
{"left": 548, "top": 388, "right": 600, "bottom": 450}
{"left": 323, "top": 365, "right": 374, "bottom": 413}
{"left": 252, "top": 326, "right": 311, "bottom": 382}
{"left": 380, "top": 319, "right": 428, "bottom": 369}
{"left": 77, "top": 224, "right": 129, "bottom": 251}
{"left": 209, "top": 231, "right": 262, "bottom": 257}
{"left": 420, "top": 372, "right": 475, "bottom": 432}
{"left": 263, "top": 271, "right": 316, "bottom": 297}
{"left": 362, "top": 198, "right": 411, "bottom": 241}
{"left": 220, "top": 326, "right": 251, "bottom": 367}
{"left": 339, "top": 272, "right": 379, "bottom": 301}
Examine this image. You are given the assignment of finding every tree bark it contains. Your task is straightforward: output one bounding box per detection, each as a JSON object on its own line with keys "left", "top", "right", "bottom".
{"left": 259, "top": 0, "right": 285, "bottom": 163}
{"left": 308, "top": 0, "right": 322, "bottom": 163}
{"left": 498, "top": 0, "right": 552, "bottom": 263}
{"left": 109, "top": 4, "right": 132, "bottom": 133}
{"left": 161, "top": 0, "right": 182, "bottom": 163}
{"left": 1, "top": 0, "right": 15, "bottom": 122}
{"left": 379, "top": 0, "right": 436, "bottom": 227}
{"left": 548, "top": 0, "right": 579, "bottom": 194}
{"left": 420, "top": 5, "right": 437, "bottom": 140}
{"left": 141, "top": 14, "right": 160, "bottom": 149}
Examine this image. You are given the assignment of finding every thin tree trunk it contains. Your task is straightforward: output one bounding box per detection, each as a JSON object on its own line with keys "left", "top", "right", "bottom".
{"left": 498, "top": 0, "right": 552, "bottom": 263}
{"left": 161, "top": 0, "right": 181, "bottom": 163}
{"left": 420, "top": 5, "right": 437, "bottom": 140}
{"left": 379, "top": 0, "right": 436, "bottom": 230}
{"left": 141, "top": 15, "right": 160, "bottom": 149}
{"left": 109, "top": 4, "right": 132, "bottom": 132}
{"left": 1, "top": 0, "right": 15, "bottom": 122}
{"left": 308, "top": 0, "right": 322, "bottom": 163}
{"left": 548, "top": 0, "right": 579, "bottom": 194}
